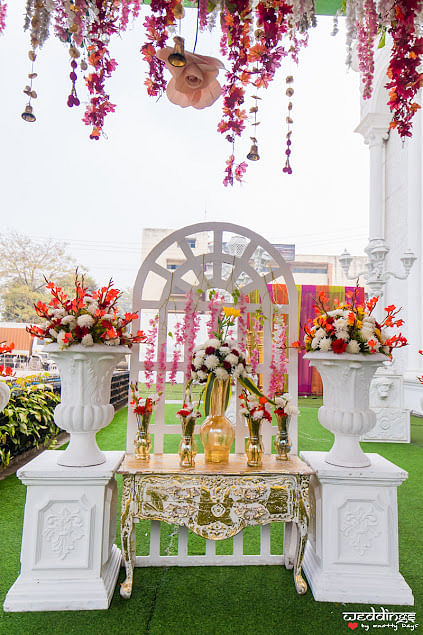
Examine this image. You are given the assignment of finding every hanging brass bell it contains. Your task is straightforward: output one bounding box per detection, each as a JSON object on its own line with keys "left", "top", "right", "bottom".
{"left": 21, "top": 104, "right": 36, "bottom": 122}
{"left": 168, "top": 36, "right": 186, "bottom": 67}
{"left": 247, "top": 143, "right": 260, "bottom": 161}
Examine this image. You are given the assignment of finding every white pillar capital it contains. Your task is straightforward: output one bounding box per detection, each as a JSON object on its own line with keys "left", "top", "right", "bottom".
{"left": 355, "top": 112, "right": 391, "bottom": 147}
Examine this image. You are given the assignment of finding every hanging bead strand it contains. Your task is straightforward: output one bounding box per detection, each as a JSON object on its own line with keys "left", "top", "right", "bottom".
{"left": 283, "top": 75, "right": 294, "bottom": 174}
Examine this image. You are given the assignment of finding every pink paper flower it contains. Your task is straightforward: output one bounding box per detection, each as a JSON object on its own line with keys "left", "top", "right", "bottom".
{"left": 156, "top": 48, "right": 224, "bottom": 109}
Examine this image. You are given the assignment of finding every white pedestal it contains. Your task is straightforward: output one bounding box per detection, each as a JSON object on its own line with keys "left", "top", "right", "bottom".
{"left": 4, "top": 450, "right": 124, "bottom": 612}
{"left": 300, "top": 451, "right": 414, "bottom": 605}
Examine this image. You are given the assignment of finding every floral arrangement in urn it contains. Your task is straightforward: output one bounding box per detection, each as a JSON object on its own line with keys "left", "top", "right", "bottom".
{"left": 27, "top": 274, "right": 146, "bottom": 348}
{"left": 239, "top": 391, "right": 272, "bottom": 423}
{"left": 293, "top": 287, "right": 407, "bottom": 356}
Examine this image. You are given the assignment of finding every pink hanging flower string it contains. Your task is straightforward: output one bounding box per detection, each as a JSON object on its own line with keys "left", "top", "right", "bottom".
{"left": 144, "top": 313, "right": 159, "bottom": 389}
{"left": 269, "top": 314, "right": 288, "bottom": 398}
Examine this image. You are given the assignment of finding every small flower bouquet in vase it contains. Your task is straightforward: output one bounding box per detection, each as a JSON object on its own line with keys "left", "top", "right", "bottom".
{"left": 130, "top": 383, "right": 161, "bottom": 460}
{"left": 273, "top": 394, "right": 299, "bottom": 461}
{"left": 26, "top": 273, "right": 147, "bottom": 467}
{"left": 176, "top": 398, "right": 202, "bottom": 467}
{"left": 239, "top": 391, "right": 272, "bottom": 467}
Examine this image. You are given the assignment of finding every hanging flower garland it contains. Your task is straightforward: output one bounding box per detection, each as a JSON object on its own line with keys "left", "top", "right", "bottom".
{"left": 0, "top": 2, "right": 7, "bottom": 35}
{"left": 385, "top": 0, "right": 423, "bottom": 138}
{"left": 0, "top": 0, "right": 419, "bottom": 181}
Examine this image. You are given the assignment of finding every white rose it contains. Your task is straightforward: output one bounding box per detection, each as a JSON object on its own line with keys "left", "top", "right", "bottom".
{"left": 318, "top": 337, "right": 332, "bottom": 352}
{"left": 346, "top": 340, "right": 360, "bottom": 354}
{"left": 81, "top": 334, "right": 94, "bottom": 347}
{"left": 77, "top": 314, "right": 94, "bottom": 328}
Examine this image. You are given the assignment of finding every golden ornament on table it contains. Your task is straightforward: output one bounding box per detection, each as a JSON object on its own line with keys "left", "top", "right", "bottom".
{"left": 177, "top": 405, "right": 201, "bottom": 467}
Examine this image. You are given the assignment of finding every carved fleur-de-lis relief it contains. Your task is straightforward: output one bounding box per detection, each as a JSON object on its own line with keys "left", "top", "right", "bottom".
{"left": 43, "top": 507, "right": 85, "bottom": 559}
{"left": 340, "top": 504, "right": 381, "bottom": 556}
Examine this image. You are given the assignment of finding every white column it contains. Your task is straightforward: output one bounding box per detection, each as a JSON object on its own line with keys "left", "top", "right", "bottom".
{"left": 4, "top": 450, "right": 124, "bottom": 612}
{"left": 301, "top": 451, "right": 414, "bottom": 605}
{"left": 355, "top": 113, "right": 391, "bottom": 242}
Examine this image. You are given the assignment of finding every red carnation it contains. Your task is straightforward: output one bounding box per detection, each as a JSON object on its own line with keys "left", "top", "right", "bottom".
{"left": 331, "top": 339, "right": 348, "bottom": 354}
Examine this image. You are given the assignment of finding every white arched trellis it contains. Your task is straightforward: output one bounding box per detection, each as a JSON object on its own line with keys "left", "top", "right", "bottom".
{"left": 127, "top": 222, "right": 298, "bottom": 455}
{"left": 126, "top": 222, "right": 299, "bottom": 568}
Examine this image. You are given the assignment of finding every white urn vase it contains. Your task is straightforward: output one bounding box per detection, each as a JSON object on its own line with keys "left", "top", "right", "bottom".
{"left": 305, "top": 351, "right": 386, "bottom": 468}
{"left": 45, "top": 343, "right": 128, "bottom": 467}
{"left": 0, "top": 381, "right": 11, "bottom": 413}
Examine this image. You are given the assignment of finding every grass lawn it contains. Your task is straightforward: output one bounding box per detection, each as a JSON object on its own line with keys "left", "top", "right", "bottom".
{"left": 0, "top": 403, "right": 421, "bottom": 635}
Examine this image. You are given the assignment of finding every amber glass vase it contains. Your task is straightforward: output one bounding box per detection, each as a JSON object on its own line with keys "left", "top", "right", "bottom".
{"left": 200, "top": 377, "right": 234, "bottom": 464}
{"left": 274, "top": 413, "right": 291, "bottom": 460}
{"left": 134, "top": 413, "right": 152, "bottom": 460}
{"left": 245, "top": 417, "right": 264, "bottom": 467}
{"left": 178, "top": 417, "right": 198, "bottom": 467}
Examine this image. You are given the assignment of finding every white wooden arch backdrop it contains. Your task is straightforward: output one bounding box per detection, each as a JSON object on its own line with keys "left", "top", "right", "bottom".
{"left": 127, "top": 222, "right": 299, "bottom": 566}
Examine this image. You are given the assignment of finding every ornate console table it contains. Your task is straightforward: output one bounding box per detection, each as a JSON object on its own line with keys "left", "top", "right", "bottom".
{"left": 118, "top": 454, "right": 313, "bottom": 599}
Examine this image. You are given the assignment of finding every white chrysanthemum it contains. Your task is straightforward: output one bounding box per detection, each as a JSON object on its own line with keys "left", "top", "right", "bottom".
{"left": 194, "top": 344, "right": 204, "bottom": 353}
{"left": 77, "top": 314, "right": 94, "bottom": 328}
{"left": 81, "top": 334, "right": 94, "bottom": 347}
{"left": 48, "top": 329, "right": 58, "bottom": 339}
{"left": 86, "top": 302, "right": 98, "bottom": 315}
{"left": 319, "top": 337, "right": 332, "bottom": 352}
{"left": 225, "top": 353, "right": 238, "bottom": 366}
{"left": 105, "top": 338, "right": 120, "bottom": 346}
{"left": 275, "top": 396, "right": 287, "bottom": 408}
{"left": 363, "top": 315, "right": 375, "bottom": 325}
{"left": 61, "top": 315, "right": 75, "bottom": 326}
{"left": 219, "top": 346, "right": 230, "bottom": 355}
{"left": 214, "top": 367, "right": 229, "bottom": 380}
{"left": 252, "top": 410, "right": 264, "bottom": 420}
{"left": 57, "top": 330, "right": 67, "bottom": 345}
{"left": 311, "top": 336, "right": 320, "bottom": 350}
{"left": 334, "top": 318, "right": 347, "bottom": 330}
{"left": 380, "top": 330, "right": 388, "bottom": 344}
{"left": 382, "top": 345, "right": 390, "bottom": 355}
{"left": 204, "top": 354, "right": 219, "bottom": 370}
{"left": 346, "top": 340, "right": 360, "bottom": 354}
{"left": 360, "top": 328, "right": 374, "bottom": 341}
{"left": 102, "top": 313, "right": 115, "bottom": 321}
{"left": 314, "top": 328, "right": 326, "bottom": 339}
{"left": 225, "top": 339, "right": 238, "bottom": 349}
{"left": 206, "top": 338, "right": 221, "bottom": 349}
{"left": 197, "top": 370, "right": 207, "bottom": 381}
{"left": 52, "top": 308, "right": 66, "bottom": 318}
{"left": 285, "top": 403, "right": 299, "bottom": 416}
{"left": 195, "top": 348, "right": 206, "bottom": 358}
{"left": 193, "top": 355, "right": 204, "bottom": 370}
{"left": 336, "top": 329, "right": 350, "bottom": 342}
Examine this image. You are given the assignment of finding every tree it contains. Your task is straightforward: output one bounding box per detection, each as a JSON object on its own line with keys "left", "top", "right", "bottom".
{"left": 0, "top": 230, "right": 95, "bottom": 322}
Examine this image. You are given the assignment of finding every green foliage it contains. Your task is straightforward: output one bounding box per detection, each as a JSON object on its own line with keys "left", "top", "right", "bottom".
{"left": 0, "top": 378, "right": 60, "bottom": 469}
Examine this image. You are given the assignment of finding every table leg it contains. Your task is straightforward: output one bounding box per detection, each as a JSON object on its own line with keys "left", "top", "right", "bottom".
{"left": 283, "top": 521, "right": 296, "bottom": 570}
{"left": 293, "top": 523, "right": 308, "bottom": 595}
{"left": 120, "top": 477, "right": 136, "bottom": 599}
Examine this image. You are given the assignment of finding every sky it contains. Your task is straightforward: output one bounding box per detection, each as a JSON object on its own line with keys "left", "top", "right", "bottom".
{"left": 0, "top": 4, "right": 369, "bottom": 289}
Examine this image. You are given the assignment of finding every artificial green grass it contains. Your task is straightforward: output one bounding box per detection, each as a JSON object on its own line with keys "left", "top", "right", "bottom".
{"left": 0, "top": 405, "right": 421, "bottom": 635}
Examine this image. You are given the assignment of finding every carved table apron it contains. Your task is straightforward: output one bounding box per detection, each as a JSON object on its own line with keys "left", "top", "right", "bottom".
{"left": 118, "top": 454, "right": 313, "bottom": 599}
